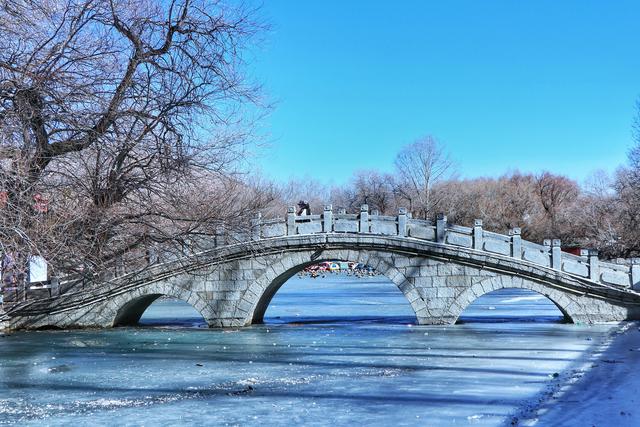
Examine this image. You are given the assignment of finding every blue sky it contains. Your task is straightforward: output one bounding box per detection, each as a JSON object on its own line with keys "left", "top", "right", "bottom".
{"left": 248, "top": 1, "right": 640, "bottom": 186}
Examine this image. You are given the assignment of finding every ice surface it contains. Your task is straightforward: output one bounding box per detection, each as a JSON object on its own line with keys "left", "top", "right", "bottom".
{"left": 0, "top": 275, "right": 618, "bottom": 426}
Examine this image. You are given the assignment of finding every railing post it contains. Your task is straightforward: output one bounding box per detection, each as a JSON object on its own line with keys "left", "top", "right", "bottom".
{"left": 286, "top": 206, "right": 296, "bottom": 235}
{"left": 115, "top": 256, "right": 124, "bottom": 277}
{"left": 473, "top": 219, "right": 483, "bottom": 250}
{"left": 589, "top": 249, "right": 600, "bottom": 282}
{"left": 436, "top": 213, "right": 447, "bottom": 243}
{"left": 50, "top": 277, "right": 60, "bottom": 297}
{"left": 215, "top": 225, "right": 226, "bottom": 247}
{"left": 632, "top": 263, "right": 640, "bottom": 291}
{"left": 251, "top": 212, "right": 262, "bottom": 241}
{"left": 398, "top": 208, "right": 407, "bottom": 237}
{"left": 551, "top": 239, "right": 561, "bottom": 270}
{"left": 510, "top": 227, "right": 522, "bottom": 259}
{"left": 323, "top": 204, "right": 333, "bottom": 233}
{"left": 359, "top": 204, "right": 369, "bottom": 233}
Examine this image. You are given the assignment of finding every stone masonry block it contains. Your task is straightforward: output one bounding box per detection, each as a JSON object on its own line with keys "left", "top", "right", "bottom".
{"left": 437, "top": 264, "right": 465, "bottom": 276}
{"left": 420, "top": 265, "right": 439, "bottom": 276}
{"left": 417, "top": 287, "right": 438, "bottom": 300}
{"left": 412, "top": 276, "right": 433, "bottom": 288}
{"left": 436, "top": 287, "right": 456, "bottom": 298}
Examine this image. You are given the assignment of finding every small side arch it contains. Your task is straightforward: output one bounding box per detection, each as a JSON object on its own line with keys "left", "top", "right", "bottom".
{"left": 244, "top": 250, "right": 424, "bottom": 325}
{"left": 449, "top": 277, "right": 576, "bottom": 324}
{"left": 106, "top": 281, "right": 211, "bottom": 327}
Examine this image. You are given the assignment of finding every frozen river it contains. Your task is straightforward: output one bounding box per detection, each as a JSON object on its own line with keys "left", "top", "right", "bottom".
{"left": 0, "top": 274, "right": 616, "bottom": 426}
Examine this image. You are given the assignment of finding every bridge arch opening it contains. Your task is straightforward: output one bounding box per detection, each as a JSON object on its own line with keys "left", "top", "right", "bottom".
{"left": 254, "top": 260, "right": 417, "bottom": 325}
{"left": 455, "top": 288, "right": 571, "bottom": 324}
{"left": 113, "top": 294, "right": 207, "bottom": 328}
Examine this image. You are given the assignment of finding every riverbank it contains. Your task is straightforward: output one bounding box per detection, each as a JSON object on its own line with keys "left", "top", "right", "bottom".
{"left": 514, "top": 321, "right": 640, "bottom": 426}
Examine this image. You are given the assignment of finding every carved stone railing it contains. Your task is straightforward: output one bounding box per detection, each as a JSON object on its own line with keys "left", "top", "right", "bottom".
{"left": 246, "top": 204, "right": 640, "bottom": 291}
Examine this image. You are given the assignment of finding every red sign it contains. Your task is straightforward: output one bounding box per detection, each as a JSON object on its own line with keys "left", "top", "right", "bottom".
{"left": 33, "top": 194, "right": 48, "bottom": 213}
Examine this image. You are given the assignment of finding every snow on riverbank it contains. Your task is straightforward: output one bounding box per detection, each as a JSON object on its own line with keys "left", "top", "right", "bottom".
{"left": 515, "top": 321, "right": 640, "bottom": 427}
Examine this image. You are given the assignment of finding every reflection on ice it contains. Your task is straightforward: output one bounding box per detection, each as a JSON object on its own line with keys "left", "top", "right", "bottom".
{"left": 459, "top": 288, "right": 566, "bottom": 324}
{"left": 139, "top": 297, "right": 207, "bottom": 328}
{"left": 265, "top": 275, "right": 416, "bottom": 325}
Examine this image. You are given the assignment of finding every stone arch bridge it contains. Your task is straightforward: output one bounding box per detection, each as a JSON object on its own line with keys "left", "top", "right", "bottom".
{"left": 2, "top": 205, "right": 640, "bottom": 330}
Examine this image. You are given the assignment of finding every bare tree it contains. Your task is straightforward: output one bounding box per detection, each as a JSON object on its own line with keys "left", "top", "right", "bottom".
{"left": 331, "top": 170, "right": 396, "bottom": 214}
{"left": 433, "top": 173, "right": 540, "bottom": 236}
{"left": 609, "top": 104, "right": 640, "bottom": 257}
{"left": 0, "top": 0, "right": 266, "bottom": 278}
{"left": 534, "top": 172, "right": 579, "bottom": 239}
{"left": 276, "top": 177, "right": 331, "bottom": 215}
{"left": 570, "top": 171, "right": 621, "bottom": 257}
{"left": 394, "top": 136, "right": 454, "bottom": 219}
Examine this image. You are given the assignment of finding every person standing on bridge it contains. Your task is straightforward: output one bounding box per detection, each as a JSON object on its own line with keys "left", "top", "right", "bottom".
{"left": 296, "top": 200, "right": 311, "bottom": 216}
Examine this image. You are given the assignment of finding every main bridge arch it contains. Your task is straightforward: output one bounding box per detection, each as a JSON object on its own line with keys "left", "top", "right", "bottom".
{"left": 249, "top": 250, "right": 419, "bottom": 324}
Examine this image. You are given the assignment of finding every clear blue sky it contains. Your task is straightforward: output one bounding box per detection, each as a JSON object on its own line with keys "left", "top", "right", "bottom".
{"left": 248, "top": 0, "right": 640, "bottom": 186}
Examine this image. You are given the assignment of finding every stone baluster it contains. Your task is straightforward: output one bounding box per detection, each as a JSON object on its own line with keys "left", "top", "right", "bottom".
{"left": 510, "top": 228, "right": 522, "bottom": 259}
{"left": 286, "top": 206, "right": 296, "bottom": 235}
{"left": 436, "top": 213, "right": 447, "bottom": 243}
{"left": 251, "top": 212, "right": 262, "bottom": 241}
{"left": 551, "top": 239, "right": 562, "bottom": 270}
{"left": 631, "top": 263, "right": 640, "bottom": 291}
{"left": 146, "top": 243, "right": 159, "bottom": 265}
{"left": 323, "top": 205, "right": 333, "bottom": 233}
{"left": 398, "top": 208, "right": 408, "bottom": 237}
{"left": 473, "top": 219, "right": 483, "bottom": 250}
{"left": 543, "top": 240, "right": 551, "bottom": 266}
{"left": 588, "top": 249, "right": 600, "bottom": 282}
{"left": 359, "top": 205, "right": 369, "bottom": 233}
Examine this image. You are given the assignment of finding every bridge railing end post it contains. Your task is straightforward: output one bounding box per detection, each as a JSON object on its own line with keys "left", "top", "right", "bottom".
{"left": 398, "top": 208, "right": 407, "bottom": 237}
{"left": 473, "top": 219, "right": 483, "bottom": 250}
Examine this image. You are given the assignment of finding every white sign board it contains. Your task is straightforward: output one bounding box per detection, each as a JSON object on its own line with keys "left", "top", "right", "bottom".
{"left": 29, "top": 256, "right": 48, "bottom": 283}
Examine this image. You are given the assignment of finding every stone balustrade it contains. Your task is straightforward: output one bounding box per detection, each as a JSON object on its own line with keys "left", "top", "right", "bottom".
{"left": 246, "top": 204, "right": 640, "bottom": 291}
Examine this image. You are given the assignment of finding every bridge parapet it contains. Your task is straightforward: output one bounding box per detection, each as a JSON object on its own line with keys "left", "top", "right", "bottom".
{"left": 248, "top": 204, "right": 640, "bottom": 290}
